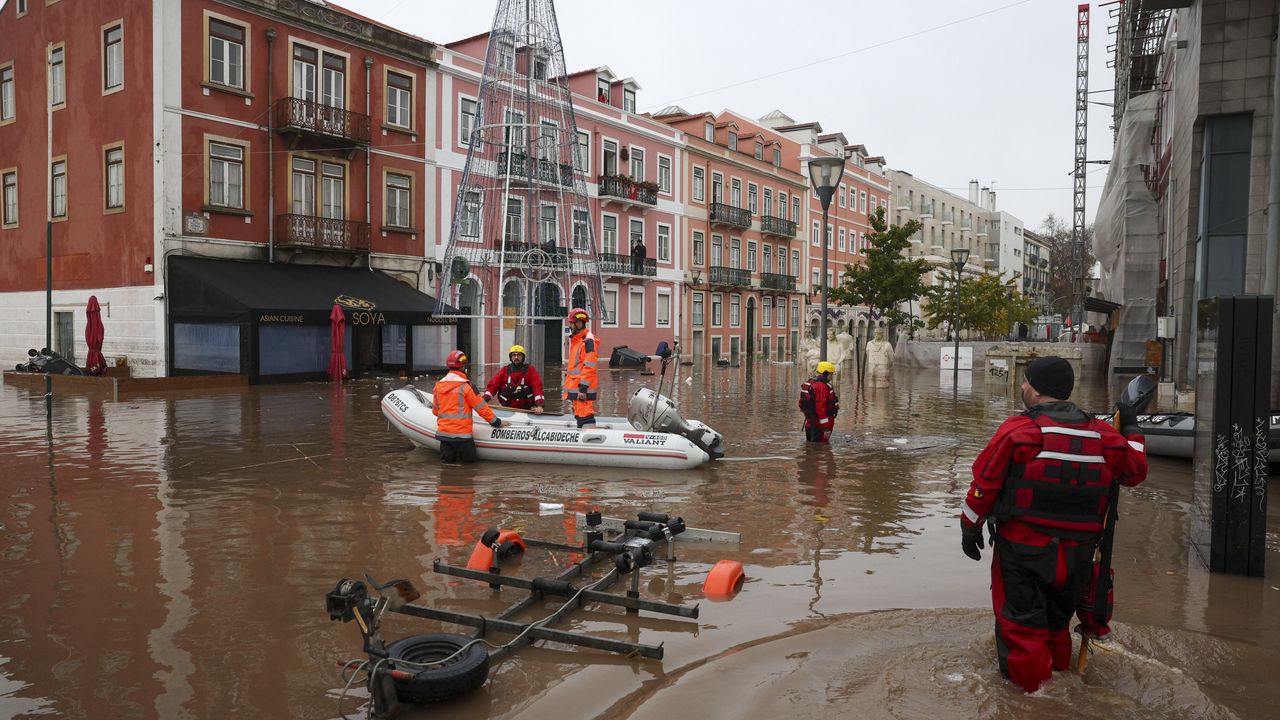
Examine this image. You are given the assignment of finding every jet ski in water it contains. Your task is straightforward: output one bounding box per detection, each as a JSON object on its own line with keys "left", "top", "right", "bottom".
{"left": 381, "top": 341, "right": 725, "bottom": 470}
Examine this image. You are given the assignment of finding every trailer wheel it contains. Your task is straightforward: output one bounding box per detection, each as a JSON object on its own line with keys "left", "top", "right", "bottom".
{"left": 386, "top": 633, "right": 489, "bottom": 703}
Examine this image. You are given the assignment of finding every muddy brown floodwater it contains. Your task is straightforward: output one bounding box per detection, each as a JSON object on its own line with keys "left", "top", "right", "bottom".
{"left": 0, "top": 364, "right": 1277, "bottom": 720}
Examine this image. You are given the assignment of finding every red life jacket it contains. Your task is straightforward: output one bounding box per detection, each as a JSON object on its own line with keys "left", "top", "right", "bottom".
{"left": 494, "top": 364, "right": 537, "bottom": 405}
{"left": 798, "top": 377, "right": 837, "bottom": 420}
{"left": 993, "top": 412, "right": 1114, "bottom": 538}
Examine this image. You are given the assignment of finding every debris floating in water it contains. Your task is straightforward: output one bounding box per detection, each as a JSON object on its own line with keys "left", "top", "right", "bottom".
{"left": 539, "top": 503, "right": 564, "bottom": 515}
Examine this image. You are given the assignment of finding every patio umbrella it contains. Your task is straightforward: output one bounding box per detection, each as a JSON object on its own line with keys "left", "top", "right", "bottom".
{"left": 85, "top": 295, "right": 106, "bottom": 376}
{"left": 328, "top": 303, "right": 347, "bottom": 382}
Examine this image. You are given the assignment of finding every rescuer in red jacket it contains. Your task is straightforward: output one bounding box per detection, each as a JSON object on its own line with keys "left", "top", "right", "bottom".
{"left": 483, "top": 344, "right": 545, "bottom": 413}
{"left": 799, "top": 361, "right": 839, "bottom": 443}
{"left": 960, "top": 356, "right": 1147, "bottom": 693}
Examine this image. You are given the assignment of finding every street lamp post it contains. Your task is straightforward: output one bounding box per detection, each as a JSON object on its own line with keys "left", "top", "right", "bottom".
{"left": 950, "top": 248, "right": 969, "bottom": 387}
{"left": 807, "top": 155, "right": 846, "bottom": 362}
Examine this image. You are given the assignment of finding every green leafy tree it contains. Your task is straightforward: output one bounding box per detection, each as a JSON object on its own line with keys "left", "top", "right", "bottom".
{"left": 923, "top": 271, "right": 1038, "bottom": 339}
{"left": 1038, "top": 213, "right": 1095, "bottom": 316}
{"left": 828, "top": 206, "right": 929, "bottom": 333}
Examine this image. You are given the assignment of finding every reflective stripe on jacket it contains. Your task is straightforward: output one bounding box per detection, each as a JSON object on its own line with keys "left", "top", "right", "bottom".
{"left": 564, "top": 329, "right": 600, "bottom": 400}
{"left": 799, "top": 377, "right": 838, "bottom": 428}
{"left": 433, "top": 370, "right": 497, "bottom": 438}
{"left": 963, "top": 401, "right": 1147, "bottom": 540}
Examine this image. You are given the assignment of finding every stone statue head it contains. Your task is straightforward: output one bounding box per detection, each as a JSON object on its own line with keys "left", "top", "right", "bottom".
{"left": 874, "top": 328, "right": 886, "bottom": 342}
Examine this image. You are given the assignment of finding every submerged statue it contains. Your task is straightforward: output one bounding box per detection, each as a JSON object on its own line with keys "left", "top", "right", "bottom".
{"left": 865, "top": 328, "right": 895, "bottom": 386}
{"left": 835, "top": 330, "right": 856, "bottom": 368}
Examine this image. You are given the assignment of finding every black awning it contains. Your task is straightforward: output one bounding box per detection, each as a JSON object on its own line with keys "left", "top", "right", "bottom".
{"left": 168, "top": 256, "right": 454, "bottom": 325}
{"left": 1084, "top": 296, "right": 1122, "bottom": 315}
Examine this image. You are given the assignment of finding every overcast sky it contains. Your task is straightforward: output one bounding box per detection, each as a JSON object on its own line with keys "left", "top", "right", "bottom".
{"left": 344, "top": 0, "right": 1115, "bottom": 231}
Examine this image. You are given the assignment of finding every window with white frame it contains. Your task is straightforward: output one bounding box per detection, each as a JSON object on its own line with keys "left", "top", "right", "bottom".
{"left": 291, "top": 157, "right": 317, "bottom": 215}
{"left": 602, "top": 215, "right": 617, "bottom": 253}
{"left": 384, "top": 173, "right": 411, "bottom": 228}
{"left": 623, "top": 88, "right": 635, "bottom": 113}
{"left": 711, "top": 294, "right": 722, "bottom": 326}
{"left": 838, "top": 184, "right": 845, "bottom": 207}
{"left": 602, "top": 287, "right": 618, "bottom": 325}
{"left": 747, "top": 240, "right": 757, "bottom": 271}
{"left": 773, "top": 148, "right": 781, "bottom": 167}
{"left": 792, "top": 196, "right": 799, "bottom": 222}
{"left": 870, "top": 194, "right": 876, "bottom": 211}
{"left": 811, "top": 221, "right": 819, "bottom": 246}
{"left": 777, "top": 299, "right": 785, "bottom": 327}
{"left": 762, "top": 297, "right": 772, "bottom": 327}
{"left": 2, "top": 170, "right": 17, "bottom": 226}
{"left": 657, "top": 224, "right": 670, "bottom": 262}
{"left": 658, "top": 156, "right": 671, "bottom": 193}
{"left": 730, "top": 178, "right": 740, "bottom": 207}
{"left": 860, "top": 191, "right": 867, "bottom": 213}
{"left": 711, "top": 173, "right": 723, "bottom": 203}
{"left": 104, "top": 23, "right": 124, "bottom": 91}
{"left": 602, "top": 140, "right": 618, "bottom": 176}
{"left": 704, "top": 122, "right": 714, "bottom": 142}
{"left": 629, "top": 147, "right": 644, "bottom": 180}
{"left": 321, "top": 162, "right": 345, "bottom": 219}
{"left": 730, "top": 294, "right": 740, "bottom": 327}
{"left": 777, "top": 247, "right": 785, "bottom": 275}
{"left": 754, "top": 142, "right": 763, "bottom": 160}
{"left": 692, "top": 166, "right": 704, "bottom": 202}
{"left": 727, "top": 132, "right": 737, "bottom": 151}
{"left": 838, "top": 228, "right": 846, "bottom": 252}
{"left": 597, "top": 78, "right": 609, "bottom": 103}
{"left": 0, "top": 64, "right": 13, "bottom": 121}
{"left": 539, "top": 205, "right": 558, "bottom": 245}
{"left": 629, "top": 218, "right": 643, "bottom": 255}
{"left": 459, "top": 97, "right": 477, "bottom": 147}
{"left": 693, "top": 230, "right": 705, "bottom": 266}
{"left": 778, "top": 192, "right": 787, "bottom": 217}
{"left": 826, "top": 224, "right": 833, "bottom": 248}
{"left": 656, "top": 291, "right": 671, "bottom": 327}
{"left": 730, "top": 238, "right": 740, "bottom": 268}
{"left": 574, "top": 130, "right": 589, "bottom": 173}
{"left": 763, "top": 188, "right": 772, "bottom": 217}
{"left": 827, "top": 270, "right": 834, "bottom": 288}
{"left": 16, "top": 0, "right": 27, "bottom": 16}
{"left": 49, "top": 45, "right": 65, "bottom": 106}
{"left": 209, "top": 142, "right": 244, "bottom": 209}
{"left": 503, "top": 108, "right": 525, "bottom": 151}
{"left": 51, "top": 159, "right": 66, "bottom": 218}
{"left": 208, "top": 18, "right": 245, "bottom": 90}
{"left": 386, "top": 71, "right": 412, "bottom": 129}
{"left": 461, "top": 191, "right": 481, "bottom": 238}
{"left": 711, "top": 234, "right": 723, "bottom": 266}
{"left": 572, "top": 208, "right": 588, "bottom": 250}
{"left": 538, "top": 120, "right": 558, "bottom": 161}
{"left": 791, "top": 249, "right": 799, "bottom": 276}
{"left": 791, "top": 300, "right": 799, "bottom": 327}
{"left": 629, "top": 287, "right": 644, "bottom": 326}
{"left": 104, "top": 146, "right": 124, "bottom": 210}
{"left": 748, "top": 183, "right": 757, "bottom": 214}
{"left": 497, "top": 42, "right": 515, "bottom": 72}
{"left": 504, "top": 197, "right": 523, "bottom": 243}
{"left": 811, "top": 268, "right": 820, "bottom": 290}
{"left": 763, "top": 243, "right": 772, "bottom": 273}
{"left": 848, "top": 187, "right": 855, "bottom": 207}
{"left": 692, "top": 293, "right": 704, "bottom": 327}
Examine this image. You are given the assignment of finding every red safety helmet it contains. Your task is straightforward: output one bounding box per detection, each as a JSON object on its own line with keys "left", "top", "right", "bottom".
{"left": 446, "top": 350, "right": 468, "bottom": 369}
{"left": 568, "top": 307, "right": 589, "bottom": 323}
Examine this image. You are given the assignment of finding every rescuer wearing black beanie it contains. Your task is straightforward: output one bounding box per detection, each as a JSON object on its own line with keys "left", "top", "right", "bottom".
{"left": 1023, "top": 356, "right": 1075, "bottom": 404}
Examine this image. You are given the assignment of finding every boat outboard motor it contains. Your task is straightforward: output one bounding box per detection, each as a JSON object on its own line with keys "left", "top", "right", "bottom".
{"left": 628, "top": 387, "right": 726, "bottom": 460}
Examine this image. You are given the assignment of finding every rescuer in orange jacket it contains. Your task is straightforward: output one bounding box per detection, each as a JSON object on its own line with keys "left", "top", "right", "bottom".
{"left": 799, "top": 361, "right": 839, "bottom": 443}
{"left": 563, "top": 307, "right": 600, "bottom": 428}
{"left": 433, "top": 350, "right": 507, "bottom": 465}
{"left": 483, "top": 344, "right": 545, "bottom": 413}
{"left": 960, "top": 356, "right": 1147, "bottom": 693}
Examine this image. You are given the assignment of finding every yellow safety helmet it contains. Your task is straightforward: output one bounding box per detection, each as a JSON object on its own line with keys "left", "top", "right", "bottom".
{"left": 508, "top": 344, "right": 526, "bottom": 356}
{"left": 816, "top": 361, "right": 836, "bottom": 375}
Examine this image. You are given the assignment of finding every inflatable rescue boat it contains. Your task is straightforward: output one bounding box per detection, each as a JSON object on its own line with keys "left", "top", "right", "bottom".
{"left": 1092, "top": 412, "right": 1280, "bottom": 460}
{"left": 382, "top": 386, "right": 726, "bottom": 470}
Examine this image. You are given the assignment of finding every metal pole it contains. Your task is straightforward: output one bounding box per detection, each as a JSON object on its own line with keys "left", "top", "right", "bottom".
{"left": 45, "top": 42, "right": 53, "bottom": 419}
{"left": 952, "top": 263, "right": 960, "bottom": 388}
{"left": 819, "top": 205, "right": 829, "bottom": 362}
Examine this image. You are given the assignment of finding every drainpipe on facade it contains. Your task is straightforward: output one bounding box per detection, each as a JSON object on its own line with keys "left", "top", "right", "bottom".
{"left": 366, "top": 56, "right": 374, "bottom": 271}
{"left": 266, "top": 27, "right": 276, "bottom": 263}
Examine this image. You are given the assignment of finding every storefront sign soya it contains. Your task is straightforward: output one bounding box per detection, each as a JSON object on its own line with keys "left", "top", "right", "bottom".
{"left": 256, "top": 295, "right": 386, "bottom": 325}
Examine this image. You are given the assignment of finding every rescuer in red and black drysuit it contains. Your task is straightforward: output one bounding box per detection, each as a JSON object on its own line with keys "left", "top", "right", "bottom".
{"left": 483, "top": 344, "right": 545, "bottom": 413}
{"left": 799, "top": 361, "right": 839, "bottom": 443}
{"left": 960, "top": 356, "right": 1147, "bottom": 693}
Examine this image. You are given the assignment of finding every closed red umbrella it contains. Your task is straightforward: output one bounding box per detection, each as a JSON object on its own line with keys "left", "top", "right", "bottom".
{"left": 328, "top": 303, "right": 347, "bottom": 382}
{"left": 85, "top": 295, "right": 106, "bottom": 376}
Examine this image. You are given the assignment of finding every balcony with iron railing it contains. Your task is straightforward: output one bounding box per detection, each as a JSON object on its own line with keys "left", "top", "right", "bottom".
{"left": 759, "top": 215, "right": 798, "bottom": 238}
{"left": 274, "top": 97, "right": 371, "bottom": 146}
{"left": 275, "top": 214, "right": 371, "bottom": 252}
{"left": 496, "top": 151, "right": 574, "bottom": 188}
{"left": 709, "top": 265, "right": 751, "bottom": 287}
{"left": 598, "top": 252, "right": 657, "bottom": 277}
{"left": 598, "top": 175, "right": 658, "bottom": 207}
{"left": 709, "top": 202, "right": 752, "bottom": 229}
{"left": 760, "top": 272, "right": 797, "bottom": 292}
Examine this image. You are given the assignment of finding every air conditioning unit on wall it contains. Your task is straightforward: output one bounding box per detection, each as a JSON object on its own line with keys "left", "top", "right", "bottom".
{"left": 1157, "top": 316, "right": 1176, "bottom": 339}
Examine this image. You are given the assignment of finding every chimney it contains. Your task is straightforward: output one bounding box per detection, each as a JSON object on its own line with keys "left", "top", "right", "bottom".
{"left": 980, "top": 187, "right": 990, "bottom": 210}
{"left": 968, "top": 180, "right": 979, "bottom": 205}
{"left": 989, "top": 191, "right": 997, "bottom": 211}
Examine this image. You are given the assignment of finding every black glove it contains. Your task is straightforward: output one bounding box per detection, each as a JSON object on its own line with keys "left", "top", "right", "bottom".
{"left": 961, "top": 525, "right": 985, "bottom": 561}
{"left": 1116, "top": 402, "right": 1139, "bottom": 437}
{"left": 578, "top": 383, "right": 590, "bottom": 396}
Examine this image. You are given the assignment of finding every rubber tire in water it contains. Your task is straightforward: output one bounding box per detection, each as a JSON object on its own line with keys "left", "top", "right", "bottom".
{"left": 385, "top": 633, "right": 490, "bottom": 703}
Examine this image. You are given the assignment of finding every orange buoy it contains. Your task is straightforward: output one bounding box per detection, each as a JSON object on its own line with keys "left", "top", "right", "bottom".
{"left": 701, "top": 559, "right": 745, "bottom": 600}
{"left": 465, "top": 528, "right": 527, "bottom": 571}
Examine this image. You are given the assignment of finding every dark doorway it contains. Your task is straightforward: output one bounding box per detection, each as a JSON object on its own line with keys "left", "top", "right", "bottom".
{"left": 353, "top": 326, "right": 382, "bottom": 376}
{"left": 746, "top": 299, "right": 756, "bottom": 356}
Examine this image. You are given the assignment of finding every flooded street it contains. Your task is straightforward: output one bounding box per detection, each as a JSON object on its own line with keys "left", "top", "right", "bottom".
{"left": 1, "top": 365, "right": 1277, "bottom": 720}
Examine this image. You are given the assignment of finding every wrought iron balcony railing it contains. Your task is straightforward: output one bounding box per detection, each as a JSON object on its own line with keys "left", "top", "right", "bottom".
{"left": 275, "top": 214, "right": 371, "bottom": 252}
{"left": 759, "top": 215, "right": 798, "bottom": 238}
{"left": 760, "top": 272, "right": 797, "bottom": 292}
{"left": 709, "top": 265, "right": 751, "bottom": 286}
{"left": 598, "top": 252, "right": 657, "bottom": 276}
{"left": 709, "top": 202, "right": 752, "bottom": 229}
{"left": 598, "top": 176, "right": 658, "bottom": 206}
{"left": 496, "top": 151, "right": 574, "bottom": 188}
{"left": 274, "top": 97, "right": 371, "bottom": 145}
